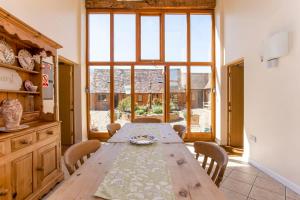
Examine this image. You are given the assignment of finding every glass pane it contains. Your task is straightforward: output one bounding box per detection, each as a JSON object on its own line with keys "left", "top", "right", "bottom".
{"left": 169, "top": 66, "right": 187, "bottom": 128}
{"left": 141, "top": 16, "right": 160, "bottom": 60}
{"left": 190, "top": 66, "right": 212, "bottom": 132}
{"left": 89, "top": 66, "right": 111, "bottom": 132}
{"left": 165, "top": 14, "right": 187, "bottom": 62}
{"left": 114, "top": 14, "right": 136, "bottom": 61}
{"left": 114, "top": 66, "right": 131, "bottom": 126}
{"left": 134, "top": 66, "right": 165, "bottom": 121}
{"left": 191, "top": 15, "right": 212, "bottom": 62}
{"left": 88, "top": 14, "right": 110, "bottom": 61}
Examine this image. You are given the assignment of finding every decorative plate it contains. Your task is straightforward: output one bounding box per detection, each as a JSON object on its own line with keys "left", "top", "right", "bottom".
{"left": 0, "top": 40, "right": 15, "bottom": 65}
{"left": 18, "top": 49, "right": 34, "bottom": 71}
{"left": 0, "top": 124, "right": 29, "bottom": 133}
{"left": 24, "top": 80, "right": 34, "bottom": 91}
{"left": 129, "top": 135, "right": 157, "bottom": 145}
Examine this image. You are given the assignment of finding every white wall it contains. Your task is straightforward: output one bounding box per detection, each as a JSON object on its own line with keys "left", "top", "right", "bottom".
{"left": 221, "top": 0, "right": 300, "bottom": 191}
{"left": 0, "top": 0, "right": 88, "bottom": 142}
{"left": 0, "top": 0, "right": 81, "bottom": 63}
{"left": 214, "top": 0, "right": 227, "bottom": 145}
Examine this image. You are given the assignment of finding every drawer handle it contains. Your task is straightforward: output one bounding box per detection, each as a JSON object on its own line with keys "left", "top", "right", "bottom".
{"left": 20, "top": 139, "right": 31, "bottom": 145}
{"left": 37, "top": 167, "right": 44, "bottom": 171}
{"left": 47, "top": 131, "right": 54, "bottom": 135}
{"left": 0, "top": 188, "right": 8, "bottom": 196}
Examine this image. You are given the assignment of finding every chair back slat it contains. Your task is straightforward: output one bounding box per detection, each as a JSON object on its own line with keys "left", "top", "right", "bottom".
{"left": 207, "top": 159, "right": 215, "bottom": 175}
{"left": 74, "top": 163, "right": 79, "bottom": 170}
{"left": 79, "top": 157, "right": 84, "bottom": 165}
{"left": 202, "top": 156, "right": 208, "bottom": 169}
{"left": 194, "top": 142, "right": 228, "bottom": 187}
{"left": 64, "top": 140, "right": 101, "bottom": 175}
{"left": 132, "top": 117, "right": 162, "bottom": 123}
{"left": 211, "top": 164, "right": 221, "bottom": 182}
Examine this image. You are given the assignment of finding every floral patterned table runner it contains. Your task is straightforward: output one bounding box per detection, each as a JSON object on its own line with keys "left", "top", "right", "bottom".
{"left": 94, "top": 143, "right": 175, "bottom": 200}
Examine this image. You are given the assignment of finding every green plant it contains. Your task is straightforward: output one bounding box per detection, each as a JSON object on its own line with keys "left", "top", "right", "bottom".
{"left": 170, "top": 101, "right": 179, "bottom": 111}
{"left": 152, "top": 97, "right": 162, "bottom": 106}
{"left": 118, "top": 96, "right": 131, "bottom": 112}
{"left": 152, "top": 104, "right": 163, "bottom": 114}
{"left": 135, "top": 109, "right": 146, "bottom": 115}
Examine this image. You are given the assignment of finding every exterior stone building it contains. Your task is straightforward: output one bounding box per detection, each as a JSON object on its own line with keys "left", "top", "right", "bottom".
{"left": 90, "top": 68, "right": 210, "bottom": 111}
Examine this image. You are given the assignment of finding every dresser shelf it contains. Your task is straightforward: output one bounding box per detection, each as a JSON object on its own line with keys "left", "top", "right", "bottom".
{"left": 0, "top": 89, "right": 40, "bottom": 95}
{"left": 0, "top": 63, "right": 40, "bottom": 74}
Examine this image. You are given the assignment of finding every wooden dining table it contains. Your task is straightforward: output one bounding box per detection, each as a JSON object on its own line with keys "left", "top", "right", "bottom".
{"left": 48, "top": 123, "right": 227, "bottom": 200}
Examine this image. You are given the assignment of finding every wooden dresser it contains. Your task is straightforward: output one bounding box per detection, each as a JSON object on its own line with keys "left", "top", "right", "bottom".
{"left": 0, "top": 8, "right": 63, "bottom": 200}
{"left": 0, "top": 121, "right": 63, "bottom": 200}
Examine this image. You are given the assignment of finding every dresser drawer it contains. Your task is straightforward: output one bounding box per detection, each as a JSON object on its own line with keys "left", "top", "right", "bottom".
{"left": 37, "top": 126, "right": 59, "bottom": 141}
{"left": 11, "top": 134, "right": 33, "bottom": 152}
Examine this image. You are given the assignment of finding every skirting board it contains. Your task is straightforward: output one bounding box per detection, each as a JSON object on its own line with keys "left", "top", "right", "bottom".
{"left": 249, "top": 159, "right": 300, "bottom": 195}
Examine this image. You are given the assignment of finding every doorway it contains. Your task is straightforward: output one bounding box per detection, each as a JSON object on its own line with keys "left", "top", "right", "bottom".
{"left": 58, "top": 57, "right": 75, "bottom": 147}
{"left": 227, "top": 59, "right": 244, "bottom": 148}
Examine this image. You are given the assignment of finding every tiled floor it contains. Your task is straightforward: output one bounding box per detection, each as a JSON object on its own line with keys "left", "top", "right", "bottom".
{"left": 185, "top": 143, "right": 300, "bottom": 200}
{"left": 45, "top": 143, "right": 300, "bottom": 200}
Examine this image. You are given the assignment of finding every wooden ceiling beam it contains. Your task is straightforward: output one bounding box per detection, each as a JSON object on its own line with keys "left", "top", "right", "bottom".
{"left": 86, "top": 0, "right": 216, "bottom": 10}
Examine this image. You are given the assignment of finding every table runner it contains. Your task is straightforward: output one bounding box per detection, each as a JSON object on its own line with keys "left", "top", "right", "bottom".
{"left": 94, "top": 143, "right": 175, "bottom": 200}
{"left": 107, "top": 123, "right": 182, "bottom": 143}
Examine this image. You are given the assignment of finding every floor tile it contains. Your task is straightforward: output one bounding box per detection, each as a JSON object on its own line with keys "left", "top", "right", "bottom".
{"left": 257, "top": 171, "right": 274, "bottom": 181}
{"left": 249, "top": 186, "right": 285, "bottom": 200}
{"left": 235, "top": 165, "right": 260, "bottom": 176}
{"left": 229, "top": 170, "right": 256, "bottom": 184}
{"left": 224, "top": 167, "right": 233, "bottom": 177}
{"left": 286, "top": 187, "right": 300, "bottom": 200}
{"left": 254, "top": 176, "right": 285, "bottom": 195}
{"left": 220, "top": 187, "right": 247, "bottom": 200}
{"left": 222, "top": 177, "right": 252, "bottom": 196}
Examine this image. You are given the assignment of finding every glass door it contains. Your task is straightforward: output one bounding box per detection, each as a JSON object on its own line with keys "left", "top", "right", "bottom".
{"left": 168, "top": 66, "right": 187, "bottom": 128}
{"left": 134, "top": 66, "right": 165, "bottom": 122}
{"left": 113, "top": 66, "right": 132, "bottom": 126}
{"left": 89, "top": 66, "right": 111, "bottom": 132}
{"left": 190, "top": 66, "right": 213, "bottom": 134}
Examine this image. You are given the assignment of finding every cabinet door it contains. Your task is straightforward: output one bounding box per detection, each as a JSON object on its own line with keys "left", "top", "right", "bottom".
{"left": 0, "top": 164, "right": 10, "bottom": 200}
{"left": 37, "top": 142, "right": 60, "bottom": 187}
{"left": 11, "top": 153, "right": 33, "bottom": 200}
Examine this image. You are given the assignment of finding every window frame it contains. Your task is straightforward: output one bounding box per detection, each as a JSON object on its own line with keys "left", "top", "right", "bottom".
{"left": 86, "top": 9, "right": 215, "bottom": 142}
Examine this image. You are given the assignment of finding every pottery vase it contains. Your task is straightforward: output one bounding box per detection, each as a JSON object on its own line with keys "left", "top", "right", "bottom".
{"left": 0, "top": 99, "right": 23, "bottom": 129}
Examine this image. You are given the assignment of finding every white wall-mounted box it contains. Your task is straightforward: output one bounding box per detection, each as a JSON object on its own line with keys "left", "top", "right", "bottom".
{"left": 263, "top": 31, "right": 289, "bottom": 61}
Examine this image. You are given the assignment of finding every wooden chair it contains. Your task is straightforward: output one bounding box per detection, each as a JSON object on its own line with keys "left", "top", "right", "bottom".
{"left": 173, "top": 124, "right": 186, "bottom": 139}
{"left": 194, "top": 141, "right": 228, "bottom": 187}
{"left": 132, "top": 117, "right": 162, "bottom": 123}
{"left": 64, "top": 140, "right": 101, "bottom": 175}
{"left": 107, "top": 123, "right": 121, "bottom": 137}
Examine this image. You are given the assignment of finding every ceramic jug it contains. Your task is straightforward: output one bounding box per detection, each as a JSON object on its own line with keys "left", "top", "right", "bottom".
{"left": 0, "top": 99, "right": 23, "bottom": 129}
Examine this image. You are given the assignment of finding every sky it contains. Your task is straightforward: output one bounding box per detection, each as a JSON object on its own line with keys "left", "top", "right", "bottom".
{"left": 88, "top": 13, "right": 212, "bottom": 63}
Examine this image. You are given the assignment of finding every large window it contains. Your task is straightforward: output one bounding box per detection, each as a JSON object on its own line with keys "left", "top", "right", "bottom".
{"left": 87, "top": 11, "right": 214, "bottom": 141}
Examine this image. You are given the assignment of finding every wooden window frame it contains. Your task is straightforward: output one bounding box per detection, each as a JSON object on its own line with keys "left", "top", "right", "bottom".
{"left": 86, "top": 9, "right": 216, "bottom": 142}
